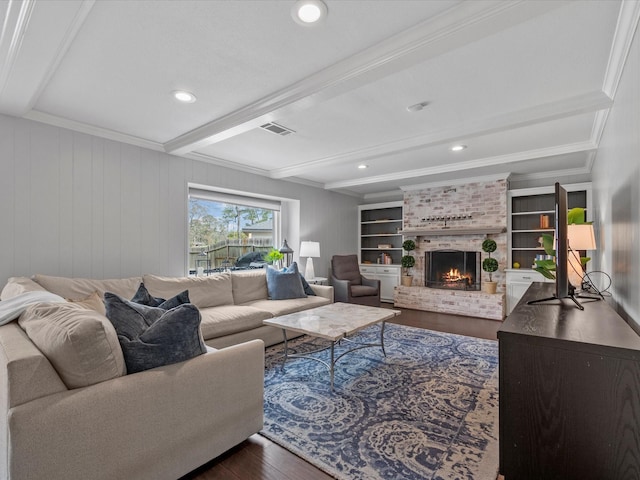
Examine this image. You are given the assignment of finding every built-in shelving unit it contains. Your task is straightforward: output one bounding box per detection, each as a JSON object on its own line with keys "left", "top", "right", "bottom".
{"left": 509, "top": 183, "right": 591, "bottom": 270}
{"left": 506, "top": 182, "right": 592, "bottom": 314}
{"left": 358, "top": 202, "right": 403, "bottom": 265}
{"left": 358, "top": 201, "right": 403, "bottom": 303}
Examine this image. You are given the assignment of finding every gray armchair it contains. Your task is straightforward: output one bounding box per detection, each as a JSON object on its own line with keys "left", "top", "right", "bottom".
{"left": 330, "top": 254, "right": 381, "bottom": 307}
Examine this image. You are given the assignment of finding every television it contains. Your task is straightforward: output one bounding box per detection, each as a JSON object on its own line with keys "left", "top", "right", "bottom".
{"left": 528, "top": 182, "right": 583, "bottom": 310}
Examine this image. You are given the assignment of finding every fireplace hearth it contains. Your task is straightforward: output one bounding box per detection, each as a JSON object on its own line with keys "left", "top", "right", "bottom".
{"left": 425, "top": 250, "right": 481, "bottom": 291}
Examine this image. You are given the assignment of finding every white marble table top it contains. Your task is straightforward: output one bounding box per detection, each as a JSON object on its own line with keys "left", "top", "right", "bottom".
{"left": 263, "top": 302, "right": 401, "bottom": 341}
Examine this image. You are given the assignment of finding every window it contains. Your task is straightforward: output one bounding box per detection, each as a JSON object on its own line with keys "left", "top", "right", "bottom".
{"left": 188, "top": 186, "right": 281, "bottom": 275}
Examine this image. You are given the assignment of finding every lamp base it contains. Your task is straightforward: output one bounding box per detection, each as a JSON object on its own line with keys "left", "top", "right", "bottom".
{"left": 304, "top": 257, "right": 315, "bottom": 280}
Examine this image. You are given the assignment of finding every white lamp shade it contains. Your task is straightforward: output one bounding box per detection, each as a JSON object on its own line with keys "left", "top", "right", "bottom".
{"left": 299, "top": 241, "right": 320, "bottom": 258}
{"left": 567, "top": 224, "right": 596, "bottom": 288}
{"left": 567, "top": 224, "right": 596, "bottom": 250}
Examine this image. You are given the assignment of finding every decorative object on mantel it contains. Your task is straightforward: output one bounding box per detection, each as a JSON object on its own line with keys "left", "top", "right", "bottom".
{"left": 400, "top": 239, "right": 416, "bottom": 286}
{"left": 421, "top": 214, "right": 472, "bottom": 228}
{"left": 401, "top": 226, "right": 506, "bottom": 236}
{"left": 481, "top": 238, "right": 498, "bottom": 294}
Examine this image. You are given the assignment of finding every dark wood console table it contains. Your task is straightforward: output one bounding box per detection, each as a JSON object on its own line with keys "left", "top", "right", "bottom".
{"left": 498, "top": 282, "right": 640, "bottom": 480}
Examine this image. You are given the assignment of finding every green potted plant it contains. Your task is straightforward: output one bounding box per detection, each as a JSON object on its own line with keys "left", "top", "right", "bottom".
{"left": 534, "top": 207, "right": 592, "bottom": 281}
{"left": 482, "top": 238, "right": 499, "bottom": 294}
{"left": 264, "top": 248, "right": 284, "bottom": 268}
{"left": 401, "top": 239, "right": 416, "bottom": 286}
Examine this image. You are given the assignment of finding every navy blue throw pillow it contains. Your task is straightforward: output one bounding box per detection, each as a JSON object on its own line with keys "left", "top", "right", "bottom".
{"left": 131, "top": 283, "right": 190, "bottom": 310}
{"left": 104, "top": 293, "right": 206, "bottom": 374}
{"left": 266, "top": 264, "right": 307, "bottom": 300}
{"left": 285, "top": 262, "right": 316, "bottom": 296}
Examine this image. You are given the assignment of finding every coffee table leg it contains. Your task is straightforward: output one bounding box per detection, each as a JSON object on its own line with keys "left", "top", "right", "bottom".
{"left": 380, "top": 321, "right": 387, "bottom": 357}
{"left": 281, "top": 329, "right": 288, "bottom": 371}
{"left": 330, "top": 341, "right": 335, "bottom": 391}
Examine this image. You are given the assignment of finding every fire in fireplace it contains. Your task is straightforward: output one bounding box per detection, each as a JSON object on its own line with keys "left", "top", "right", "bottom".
{"left": 425, "top": 250, "right": 481, "bottom": 291}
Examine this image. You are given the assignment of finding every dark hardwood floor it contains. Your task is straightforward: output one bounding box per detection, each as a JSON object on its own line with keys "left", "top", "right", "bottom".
{"left": 181, "top": 305, "right": 502, "bottom": 480}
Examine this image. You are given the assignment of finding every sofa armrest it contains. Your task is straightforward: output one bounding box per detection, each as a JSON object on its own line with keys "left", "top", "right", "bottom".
{"left": 330, "top": 276, "right": 352, "bottom": 303}
{"left": 361, "top": 276, "right": 380, "bottom": 291}
{"left": 7, "top": 340, "right": 265, "bottom": 480}
{"left": 310, "top": 284, "right": 334, "bottom": 302}
{"left": 0, "top": 323, "right": 67, "bottom": 408}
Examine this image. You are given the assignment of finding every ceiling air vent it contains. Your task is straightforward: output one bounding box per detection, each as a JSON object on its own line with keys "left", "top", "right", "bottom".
{"left": 260, "top": 122, "right": 295, "bottom": 136}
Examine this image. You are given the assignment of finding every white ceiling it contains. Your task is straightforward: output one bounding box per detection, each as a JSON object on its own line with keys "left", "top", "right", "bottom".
{"left": 1, "top": 0, "right": 637, "bottom": 198}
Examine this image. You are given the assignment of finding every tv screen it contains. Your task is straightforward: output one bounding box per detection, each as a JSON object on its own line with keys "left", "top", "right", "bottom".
{"left": 527, "top": 182, "right": 583, "bottom": 309}
{"left": 555, "top": 182, "right": 569, "bottom": 298}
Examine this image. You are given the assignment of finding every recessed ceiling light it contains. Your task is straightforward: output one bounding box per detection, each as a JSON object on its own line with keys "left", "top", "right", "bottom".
{"left": 292, "top": 0, "right": 328, "bottom": 25}
{"left": 450, "top": 145, "right": 467, "bottom": 152}
{"left": 172, "top": 90, "right": 196, "bottom": 103}
{"left": 358, "top": 164, "right": 368, "bottom": 169}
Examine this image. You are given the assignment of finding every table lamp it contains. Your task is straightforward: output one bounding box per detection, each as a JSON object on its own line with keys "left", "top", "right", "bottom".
{"left": 567, "top": 224, "right": 596, "bottom": 288}
{"left": 299, "top": 241, "right": 320, "bottom": 279}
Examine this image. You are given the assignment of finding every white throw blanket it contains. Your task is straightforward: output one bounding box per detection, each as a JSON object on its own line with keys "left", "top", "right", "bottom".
{"left": 0, "top": 291, "right": 66, "bottom": 325}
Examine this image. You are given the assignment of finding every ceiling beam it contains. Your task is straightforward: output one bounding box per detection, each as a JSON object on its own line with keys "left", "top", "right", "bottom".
{"left": 323, "top": 141, "right": 597, "bottom": 190}
{"left": 164, "top": 0, "right": 569, "bottom": 156}
{"left": 272, "top": 90, "right": 612, "bottom": 180}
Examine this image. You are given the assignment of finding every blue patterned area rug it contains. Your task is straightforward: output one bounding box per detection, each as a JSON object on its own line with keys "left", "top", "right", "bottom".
{"left": 260, "top": 323, "right": 499, "bottom": 480}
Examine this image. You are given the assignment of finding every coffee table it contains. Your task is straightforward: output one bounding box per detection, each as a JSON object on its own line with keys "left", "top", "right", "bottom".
{"left": 264, "top": 302, "right": 401, "bottom": 390}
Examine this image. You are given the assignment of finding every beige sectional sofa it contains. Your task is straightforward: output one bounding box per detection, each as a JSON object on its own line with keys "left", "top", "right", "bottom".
{"left": 0, "top": 270, "right": 333, "bottom": 480}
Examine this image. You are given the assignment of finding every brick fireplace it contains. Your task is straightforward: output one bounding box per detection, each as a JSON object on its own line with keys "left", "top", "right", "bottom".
{"left": 393, "top": 176, "right": 507, "bottom": 321}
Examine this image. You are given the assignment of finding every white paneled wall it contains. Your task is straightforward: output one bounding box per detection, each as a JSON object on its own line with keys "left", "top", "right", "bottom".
{"left": 592, "top": 20, "right": 640, "bottom": 329}
{"left": 0, "top": 115, "right": 359, "bottom": 287}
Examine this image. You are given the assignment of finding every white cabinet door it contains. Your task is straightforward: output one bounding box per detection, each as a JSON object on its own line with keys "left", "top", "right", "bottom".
{"left": 360, "top": 265, "right": 400, "bottom": 303}
{"left": 506, "top": 269, "right": 553, "bottom": 314}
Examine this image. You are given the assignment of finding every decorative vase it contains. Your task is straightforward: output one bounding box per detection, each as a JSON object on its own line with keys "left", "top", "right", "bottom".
{"left": 483, "top": 281, "right": 497, "bottom": 294}
{"left": 401, "top": 275, "right": 413, "bottom": 287}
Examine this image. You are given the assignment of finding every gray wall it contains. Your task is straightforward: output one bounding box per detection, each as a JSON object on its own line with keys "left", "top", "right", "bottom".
{"left": 0, "top": 114, "right": 360, "bottom": 287}
{"left": 592, "top": 20, "right": 640, "bottom": 330}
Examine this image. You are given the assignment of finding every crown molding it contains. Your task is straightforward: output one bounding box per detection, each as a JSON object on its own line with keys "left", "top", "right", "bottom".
{"left": 164, "top": 0, "right": 567, "bottom": 156}
{"left": 400, "top": 173, "right": 510, "bottom": 192}
{"left": 508, "top": 165, "right": 592, "bottom": 183}
{"left": 23, "top": 110, "right": 165, "bottom": 151}
{"left": 271, "top": 90, "right": 612, "bottom": 180}
{"left": 0, "top": 0, "right": 95, "bottom": 116}
{"left": 0, "top": 0, "right": 36, "bottom": 100}
{"left": 183, "top": 151, "right": 270, "bottom": 177}
{"left": 602, "top": 0, "right": 640, "bottom": 98}
{"left": 324, "top": 141, "right": 596, "bottom": 190}
{"left": 22, "top": 0, "right": 95, "bottom": 114}
{"left": 362, "top": 190, "right": 404, "bottom": 201}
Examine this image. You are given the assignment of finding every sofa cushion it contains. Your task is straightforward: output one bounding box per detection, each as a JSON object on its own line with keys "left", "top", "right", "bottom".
{"left": 131, "top": 283, "right": 190, "bottom": 310}
{"left": 266, "top": 265, "right": 306, "bottom": 300}
{"left": 142, "top": 273, "right": 233, "bottom": 308}
{"left": 1, "top": 276, "right": 48, "bottom": 301}
{"left": 231, "top": 269, "right": 268, "bottom": 304}
{"left": 68, "top": 291, "right": 107, "bottom": 315}
{"left": 33, "top": 274, "right": 142, "bottom": 301}
{"left": 350, "top": 285, "right": 379, "bottom": 297}
{"left": 244, "top": 295, "right": 331, "bottom": 317}
{"left": 286, "top": 262, "right": 315, "bottom": 296}
{"left": 104, "top": 293, "right": 207, "bottom": 374}
{"left": 18, "top": 302, "right": 126, "bottom": 389}
{"left": 199, "top": 305, "right": 272, "bottom": 340}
